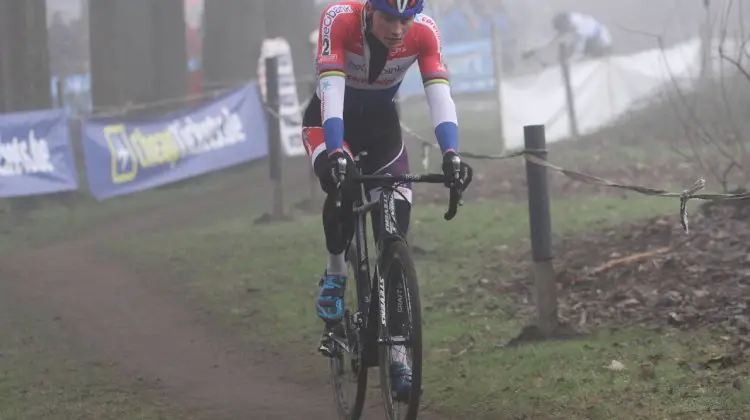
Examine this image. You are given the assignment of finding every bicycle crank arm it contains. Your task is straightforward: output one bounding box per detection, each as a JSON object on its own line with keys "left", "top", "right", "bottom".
{"left": 330, "top": 334, "right": 351, "bottom": 354}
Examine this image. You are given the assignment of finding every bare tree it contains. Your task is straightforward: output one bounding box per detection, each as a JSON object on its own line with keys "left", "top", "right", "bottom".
{"left": 656, "top": 0, "right": 750, "bottom": 192}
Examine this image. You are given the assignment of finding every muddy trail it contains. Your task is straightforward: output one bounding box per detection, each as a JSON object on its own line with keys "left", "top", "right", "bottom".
{"left": 0, "top": 179, "right": 446, "bottom": 420}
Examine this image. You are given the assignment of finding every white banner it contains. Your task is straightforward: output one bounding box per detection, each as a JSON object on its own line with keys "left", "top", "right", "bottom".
{"left": 258, "top": 38, "right": 306, "bottom": 157}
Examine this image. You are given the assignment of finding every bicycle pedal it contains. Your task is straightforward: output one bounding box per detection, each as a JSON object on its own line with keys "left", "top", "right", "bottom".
{"left": 318, "top": 334, "right": 336, "bottom": 358}
{"left": 318, "top": 343, "right": 335, "bottom": 358}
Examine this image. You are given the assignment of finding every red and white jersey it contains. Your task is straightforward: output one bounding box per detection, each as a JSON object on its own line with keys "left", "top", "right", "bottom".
{"left": 313, "top": 1, "right": 458, "bottom": 155}
{"left": 317, "top": 2, "right": 448, "bottom": 99}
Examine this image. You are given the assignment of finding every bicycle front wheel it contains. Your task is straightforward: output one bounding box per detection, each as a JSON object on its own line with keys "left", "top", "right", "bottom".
{"left": 377, "top": 240, "right": 423, "bottom": 420}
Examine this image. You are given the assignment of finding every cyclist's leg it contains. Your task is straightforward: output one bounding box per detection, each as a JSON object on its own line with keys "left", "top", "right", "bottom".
{"left": 302, "top": 96, "right": 355, "bottom": 324}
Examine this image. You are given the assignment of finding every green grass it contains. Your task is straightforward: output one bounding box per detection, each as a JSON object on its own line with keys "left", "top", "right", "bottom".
{"left": 96, "top": 192, "right": 749, "bottom": 419}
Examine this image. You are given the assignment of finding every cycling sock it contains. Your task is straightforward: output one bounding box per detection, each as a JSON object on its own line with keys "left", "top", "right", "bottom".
{"left": 326, "top": 252, "right": 347, "bottom": 277}
{"left": 390, "top": 346, "right": 409, "bottom": 366}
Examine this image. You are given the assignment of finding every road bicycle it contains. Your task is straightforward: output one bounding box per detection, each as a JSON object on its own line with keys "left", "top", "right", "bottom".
{"left": 319, "top": 151, "right": 464, "bottom": 420}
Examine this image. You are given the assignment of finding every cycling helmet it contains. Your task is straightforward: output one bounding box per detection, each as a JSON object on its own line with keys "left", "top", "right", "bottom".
{"left": 368, "top": 0, "right": 424, "bottom": 18}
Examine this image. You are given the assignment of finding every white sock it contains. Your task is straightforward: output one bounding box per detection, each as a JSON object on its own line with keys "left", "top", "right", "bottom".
{"left": 390, "top": 346, "right": 409, "bottom": 366}
{"left": 326, "top": 252, "right": 347, "bottom": 276}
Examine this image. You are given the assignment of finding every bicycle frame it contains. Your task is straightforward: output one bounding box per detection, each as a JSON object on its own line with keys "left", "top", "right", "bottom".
{"left": 339, "top": 152, "right": 462, "bottom": 366}
{"left": 346, "top": 179, "right": 398, "bottom": 366}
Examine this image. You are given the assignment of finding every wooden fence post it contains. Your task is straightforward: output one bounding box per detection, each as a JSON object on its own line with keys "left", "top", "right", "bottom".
{"left": 524, "top": 125, "right": 559, "bottom": 336}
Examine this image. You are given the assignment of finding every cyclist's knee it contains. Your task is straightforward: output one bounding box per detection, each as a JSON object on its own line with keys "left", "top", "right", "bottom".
{"left": 322, "top": 193, "right": 355, "bottom": 255}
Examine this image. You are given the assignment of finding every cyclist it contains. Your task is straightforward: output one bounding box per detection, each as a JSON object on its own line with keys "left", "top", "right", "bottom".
{"left": 521, "top": 11, "right": 612, "bottom": 64}
{"left": 301, "top": 0, "right": 472, "bottom": 401}
{"left": 551, "top": 11, "right": 612, "bottom": 60}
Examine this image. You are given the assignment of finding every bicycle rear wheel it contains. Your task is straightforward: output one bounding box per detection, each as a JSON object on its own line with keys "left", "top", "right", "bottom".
{"left": 377, "top": 240, "right": 422, "bottom": 420}
{"left": 329, "top": 255, "right": 369, "bottom": 419}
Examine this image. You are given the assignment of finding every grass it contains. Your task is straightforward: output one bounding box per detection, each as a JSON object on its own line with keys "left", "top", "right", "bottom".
{"left": 96, "top": 191, "right": 750, "bottom": 419}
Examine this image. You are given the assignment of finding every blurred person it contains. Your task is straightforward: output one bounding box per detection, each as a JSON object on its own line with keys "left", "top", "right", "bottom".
{"left": 522, "top": 11, "right": 612, "bottom": 63}
{"left": 303, "top": 0, "right": 473, "bottom": 401}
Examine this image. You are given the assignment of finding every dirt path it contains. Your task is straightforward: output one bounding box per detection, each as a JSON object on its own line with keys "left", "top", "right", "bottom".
{"left": 0, "top": 181, "right": 448, "bottom": 419}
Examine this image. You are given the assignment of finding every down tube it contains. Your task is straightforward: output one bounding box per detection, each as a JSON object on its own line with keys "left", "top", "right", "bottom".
{"left": 378, "top": 188, "right": 403, "bottom": 253}
{"left": 354, "top": 205, "right": 372, "bottom": 317}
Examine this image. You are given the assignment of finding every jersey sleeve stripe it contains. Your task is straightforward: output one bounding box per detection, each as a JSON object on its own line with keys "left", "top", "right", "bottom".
{"left": 424, "top": 78, "right": 450, "bottom": 87}
{"left": 320, "top": 70, "right": 346, "bottom": 78}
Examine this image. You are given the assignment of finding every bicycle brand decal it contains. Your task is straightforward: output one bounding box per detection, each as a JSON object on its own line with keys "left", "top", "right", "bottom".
{"left": 383, "top": 191, "right": 397, "bottom": 235}
{"left": 379, "top": 275, "right": 387, "bottom": 327}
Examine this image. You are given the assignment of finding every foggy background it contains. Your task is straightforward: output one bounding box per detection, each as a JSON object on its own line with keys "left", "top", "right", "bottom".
{"left": 0, "top": 0, "right": 748, "bottom": 207}
{"left": 31, "top": 0, "right": 726, "bottom": 120}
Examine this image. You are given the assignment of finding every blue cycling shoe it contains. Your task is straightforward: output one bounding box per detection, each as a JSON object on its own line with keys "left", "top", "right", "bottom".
{"left": 390, "top": 361, "right": 412, "bottom": 402}
{"left": 316, "top": 271, "right": 347, "bottom": 323}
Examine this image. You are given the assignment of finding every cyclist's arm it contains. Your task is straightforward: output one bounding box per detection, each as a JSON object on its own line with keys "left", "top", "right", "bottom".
{"left": 316, "top": 5, "right": 353, "bottom": 156}
{"left": 416, "top": 17, "right": 458, "bottom": 154}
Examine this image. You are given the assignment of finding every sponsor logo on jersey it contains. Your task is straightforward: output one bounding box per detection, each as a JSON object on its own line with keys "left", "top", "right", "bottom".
{"left": 318, "top": 54, "right": 339, "bottom": 63}
{"left": 321, "top": 5, "right": 353, "bottom": 56}
{"left": 416, "top": 14, "right": 444, "bottom": 62}
{"left": 381, "top": 63, "right": 410, "bottom": 76}
{"left": 346, "top": 60, "right": 367, "bottom": 72}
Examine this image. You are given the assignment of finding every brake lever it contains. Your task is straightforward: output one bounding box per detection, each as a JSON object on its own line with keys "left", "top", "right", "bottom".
{"left": 452, "top": 154, "right": 465, "bottom": 207}
{"left": 334, "top": 156, "right": 347, "bottom": 208}
{"left": 444, "top": 187, "right": 460, "bottom": 221}
{"left": 444, "top": 155, "right": 464, "bottom": 220}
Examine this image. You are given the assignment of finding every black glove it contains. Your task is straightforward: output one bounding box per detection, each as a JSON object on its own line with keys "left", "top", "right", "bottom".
{"left": 327, "top": 150, "right": 356, "bottom": 195}
{"left": 441, "top": 151, "right": 472, "bottom": 190}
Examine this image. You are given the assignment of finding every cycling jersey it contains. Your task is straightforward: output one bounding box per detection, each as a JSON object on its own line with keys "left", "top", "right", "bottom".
{"left": 565, "top": 13, "right": 612, "bottom": 57}
{"left": 314, "top": 1, "right": 458, "bottom": 158}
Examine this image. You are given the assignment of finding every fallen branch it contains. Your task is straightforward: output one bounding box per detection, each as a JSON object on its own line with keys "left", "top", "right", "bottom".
{"left": 579, "top": 236, "right": 695, "bottom": 279}
{"left": 586, "top": 247, "right": 674, "bottom": 277}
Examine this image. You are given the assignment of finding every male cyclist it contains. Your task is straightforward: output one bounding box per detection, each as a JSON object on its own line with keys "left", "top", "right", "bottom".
{"left": 522, "top": 11, "right": 612, "bottom": 64}
{"left": 301, "top": 0, "right": 473, "bottom": 400}
{"left": 552, "top": 11, "right": 612, "bottom": 60}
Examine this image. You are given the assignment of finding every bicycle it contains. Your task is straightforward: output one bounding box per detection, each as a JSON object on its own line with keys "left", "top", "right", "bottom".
{"left": 319, "top": 151, "right": 464, "bottom": 420}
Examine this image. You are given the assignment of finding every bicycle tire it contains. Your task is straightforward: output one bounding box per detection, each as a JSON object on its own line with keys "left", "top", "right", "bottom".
{"left": 329, "top": 253, "right": 369, "bottom": 419}
{"left": 377, "top": 240, "right": 423, "bottom": 420}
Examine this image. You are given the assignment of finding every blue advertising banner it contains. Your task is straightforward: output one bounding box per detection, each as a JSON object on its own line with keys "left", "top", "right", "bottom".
{"left": 82, "top": 82, "right": 269, "bottom": 201}
{"left": 399, "top": 39, "right": 496, "bottom": 98}
{"left": 0, "top": 108, "right": 79, "bottom": 198}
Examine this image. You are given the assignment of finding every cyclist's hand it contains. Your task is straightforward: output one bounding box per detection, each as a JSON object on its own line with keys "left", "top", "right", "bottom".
{"left": 441, "top": 151, "right": 472, "bottom": 191}
{"left": 327, "top": 150, "right": 355, "bottom": 192}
